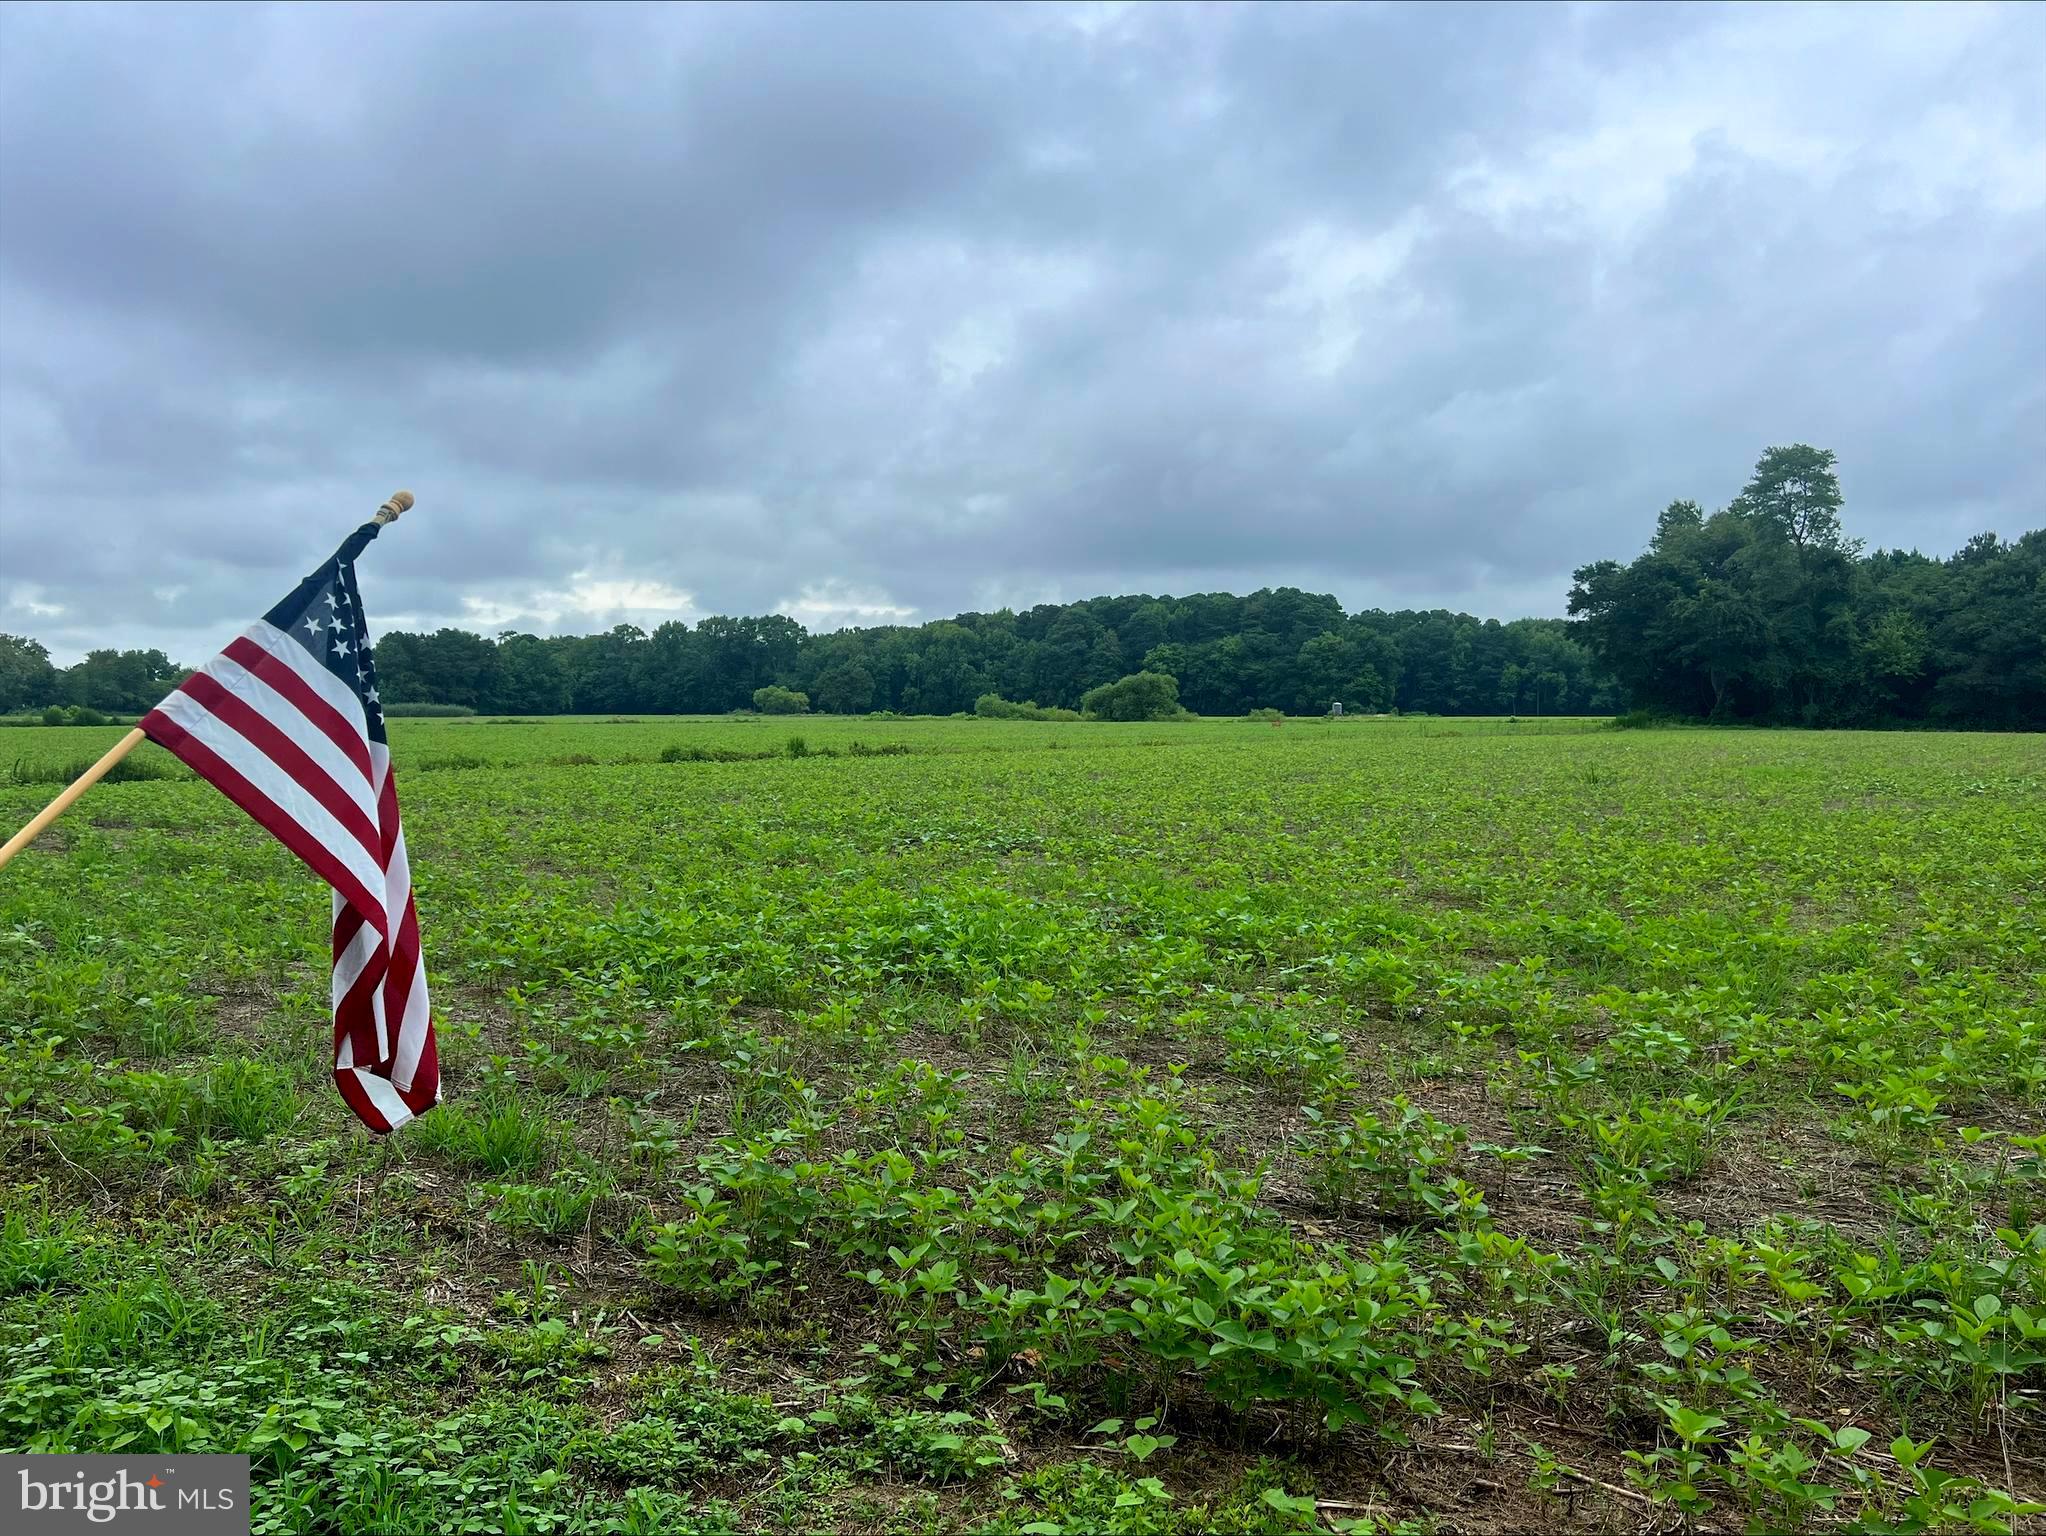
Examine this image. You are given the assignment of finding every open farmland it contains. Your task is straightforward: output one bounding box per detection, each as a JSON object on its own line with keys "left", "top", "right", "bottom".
{"left": 2, "top": 716, "right": 2042, "bottom": 1535}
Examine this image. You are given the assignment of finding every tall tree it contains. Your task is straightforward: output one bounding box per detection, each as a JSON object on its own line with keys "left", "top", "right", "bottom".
{"left": 0, "top": 633, "right": 57, "bottom": 711}
{"left": 1731, "top": 444, "right": 1847, "bottom": 557}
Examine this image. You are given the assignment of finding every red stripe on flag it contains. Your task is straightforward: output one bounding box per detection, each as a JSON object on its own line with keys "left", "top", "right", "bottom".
{"left": 379, "top": 900, "right": 424, "bottom": 1062}
{"left": 376, "top": 769, "right": 405, "bottom": 859}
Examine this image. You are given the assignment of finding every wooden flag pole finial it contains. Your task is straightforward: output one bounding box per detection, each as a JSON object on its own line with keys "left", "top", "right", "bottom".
{"left": 374, "top": 490, "right": 415, "bottom": 526}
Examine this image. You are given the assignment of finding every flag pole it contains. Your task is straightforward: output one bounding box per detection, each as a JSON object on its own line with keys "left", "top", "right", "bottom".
{"left": 0, "top": 727, "right": 148, "bottom": 871}
{"left": 0, "top": 489, "right": 416, "bottom": 874}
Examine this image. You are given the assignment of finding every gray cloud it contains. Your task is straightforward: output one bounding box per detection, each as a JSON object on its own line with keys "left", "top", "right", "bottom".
{"left": 2, "top": 0, "right": 2040, "bottom": 662}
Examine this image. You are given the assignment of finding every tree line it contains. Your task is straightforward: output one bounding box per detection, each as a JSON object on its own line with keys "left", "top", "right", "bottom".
{"left": 356, "top": 592, "right": 1627, "bottom": 718}
{"left": 0, "top": 600, "right": 1620, "bottom": 720}
{"left": 1570, "top": 446, "right": 2043, "bottom": 727}
{"left": 3, "top": 444, "right": 2035, "bottom": 725}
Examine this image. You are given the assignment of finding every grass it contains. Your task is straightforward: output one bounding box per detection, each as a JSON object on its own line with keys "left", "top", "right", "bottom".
{"left": 9, "top": 748, "right": 187, "bottom": 785}
{"left": 0, "top": 715, "right": 2041, "bottom": 1533}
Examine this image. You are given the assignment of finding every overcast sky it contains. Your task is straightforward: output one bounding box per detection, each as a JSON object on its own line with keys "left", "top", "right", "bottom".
{"left": 1, "top": 2, "right": 2041, "bottom": 664}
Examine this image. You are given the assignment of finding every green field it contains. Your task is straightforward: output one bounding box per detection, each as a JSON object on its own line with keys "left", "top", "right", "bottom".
{"left": 3, "top": 716, "right": 2042, "bottom": 1534}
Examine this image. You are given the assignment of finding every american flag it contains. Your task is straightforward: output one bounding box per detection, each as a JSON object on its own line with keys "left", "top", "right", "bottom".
{"left": 141, "top": 517, "right": 439, "bottom": 1132}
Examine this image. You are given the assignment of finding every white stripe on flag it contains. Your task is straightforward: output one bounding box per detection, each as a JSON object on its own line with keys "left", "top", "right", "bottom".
{"left": 390, "top": 930, "right": 432, "bottom": 1090}
{"left": 330, "top": 890, "right": 382, "bottom": 1008}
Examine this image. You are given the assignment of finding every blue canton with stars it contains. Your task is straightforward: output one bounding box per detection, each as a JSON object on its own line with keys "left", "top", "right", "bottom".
{"left": 262, "top": 520, "right": 390, "bottom": 745}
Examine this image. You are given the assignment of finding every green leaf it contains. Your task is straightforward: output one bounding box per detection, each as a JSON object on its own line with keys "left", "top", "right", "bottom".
{"left": 1666, "top": 1405, "right": 1726, "bottom": 1444}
